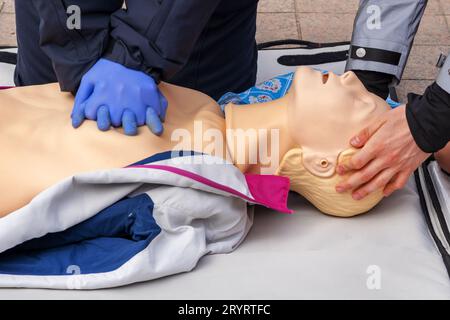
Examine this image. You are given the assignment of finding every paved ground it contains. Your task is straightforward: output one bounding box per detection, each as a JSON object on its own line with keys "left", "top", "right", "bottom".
{"left": 1, "top": 0, "right": 450, "bottom": 101}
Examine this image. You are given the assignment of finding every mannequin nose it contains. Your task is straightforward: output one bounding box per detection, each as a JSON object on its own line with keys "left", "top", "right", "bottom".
{"left": 341, "top": 71, "right": 356, "bottom": 81}
{"left": 340, "top": 71, "right": 359, "bottom": 86}
{"left": 341, "top": 71, "right": 352, "bottom": 79}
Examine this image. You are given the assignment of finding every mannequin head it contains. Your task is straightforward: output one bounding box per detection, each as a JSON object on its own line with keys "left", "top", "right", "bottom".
{"left": 226, "top": 67, "right": 390, "bottom": 217}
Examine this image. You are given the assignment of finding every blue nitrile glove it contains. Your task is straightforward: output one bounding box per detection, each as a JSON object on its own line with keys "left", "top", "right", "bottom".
{"left": 71, "top": 58, "right": 168, "bottom": 136}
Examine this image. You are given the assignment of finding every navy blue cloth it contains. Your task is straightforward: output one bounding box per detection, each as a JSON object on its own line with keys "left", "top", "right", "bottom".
{"left": 14, "top": 0, "right": 258, "bottom": 100}
{"left": 0, "top": 194, "right": 160, "bottom": 275}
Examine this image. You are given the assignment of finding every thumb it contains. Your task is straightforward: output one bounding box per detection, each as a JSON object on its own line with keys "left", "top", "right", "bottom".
{"left": 350, "top": 117, "right": 385, "bottom": 148}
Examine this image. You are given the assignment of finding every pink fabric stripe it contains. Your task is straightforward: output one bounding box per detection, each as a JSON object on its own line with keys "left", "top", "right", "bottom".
{"left": 129, "top": 164, "right": 292, "bottom": 214}
{"left": 0, "top": 86, "right": 13, "bottom": 90}
{"left": 244, "top": 174, "right": 292, "bottom": 214}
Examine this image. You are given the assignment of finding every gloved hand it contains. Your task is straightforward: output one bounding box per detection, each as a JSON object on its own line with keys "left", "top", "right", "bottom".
{"left": 71, "top": 58, "right": 168, "bottom": 136}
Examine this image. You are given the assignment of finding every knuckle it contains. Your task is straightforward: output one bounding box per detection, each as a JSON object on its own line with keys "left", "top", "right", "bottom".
{"left": 361, "top": 128, "right": 371, "bottom": 139}
{"left": 351, "top": 158, "right": 362, "bottom": 169}
{"left": 377, "top": 177, "right": 389, "bottom": 188}
{"left": 372, "top": 142, "right": 384, "bottom": 153}
{"left": 386, "top": 151, "right": 399, "bottom": 164}
{"left": 360, "top": 171, "right": 372, "bottom": 182}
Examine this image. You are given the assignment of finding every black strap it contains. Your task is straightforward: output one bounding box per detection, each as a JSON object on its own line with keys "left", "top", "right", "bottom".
{"left": 277, "top": 50, "right": 348, "bottom": 66}
{"left": 257, "top": 39, "right": 349, "bottom": 50}
{"left": 0, "top": 51, "right": 17, "bottom": 65}
{"left": 350, "top": 45, "right": 401, "bottom": 66}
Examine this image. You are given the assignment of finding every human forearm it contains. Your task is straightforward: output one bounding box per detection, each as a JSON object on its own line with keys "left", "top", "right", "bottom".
{"left": 31, "top": 0, "right": 123, "bottom": 93}
{"left": 406, "top": 79, "right": 450, "bottom": 154}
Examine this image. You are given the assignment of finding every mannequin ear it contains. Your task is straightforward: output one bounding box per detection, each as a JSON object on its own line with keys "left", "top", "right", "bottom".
{"left": 301, "top": 148, "right": 338, "bottom": 178}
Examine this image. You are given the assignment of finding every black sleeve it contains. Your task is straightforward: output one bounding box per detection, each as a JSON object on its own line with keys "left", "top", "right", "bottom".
{"left": 354, "top": 70, "right": 394, "bottom": 100}
{"left": 405, "top": 82, "right": 450, "bottom": 153}
{"left": 31, "top": 0, "right": 124, "bottom": 93}
{"left": 103, "top": 0, "right": 222, "bottom": 81}
{"left": 31, "top": 0, "right": 222, "bottom": 93}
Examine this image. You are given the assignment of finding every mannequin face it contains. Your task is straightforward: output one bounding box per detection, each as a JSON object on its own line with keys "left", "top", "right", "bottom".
{"left": 279, "top": 67, "right": 390, "bottom": 216}
{"left": 287, "top": 67, "right": 389, "bottom": 178}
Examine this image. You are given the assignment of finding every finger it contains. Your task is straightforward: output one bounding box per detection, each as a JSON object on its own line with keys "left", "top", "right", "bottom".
{"left": 146, "top": 107, "right": 164, "bottom": 136}
{"left": 71, "top": 102, "right": 86, "bottom": 129}
{"left": 72, "top": 81, "right": 94, "bottom": 128}
{"left": 350, "top": 117, "right": 386, "bottom": 148}
{"left": 158, "top": 91, "right": 168, "bottom": 122}
{"left": 110, "top": 104, "right": 124, "bottom": 128}
{"left": 338, "top": 137, "right": 384, "bottom": 174}
{"left": 122, "top": 109, "right": 138, "bottom": 136}
{"left": 141, "top": 87, "right": 160, "bottom": 126}
{"left": 336, "top": 157, "right": 388, "bottom": 193}
{"left": 73, "top": 79, "right": 94, "bottom": 108}
{"left": 83, "top": 88, "right": 104, "bottom": 120}
{"left": 351, "top": 167, "right": 398, "bottom": 200}
{"left": 383, "top": 171, "right": 411, "bottom": 197}
{"left": 96, "top": 105, "right": 111, "bottom": 131}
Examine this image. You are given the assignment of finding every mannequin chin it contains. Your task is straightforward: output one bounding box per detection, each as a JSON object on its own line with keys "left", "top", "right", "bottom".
{"left": 277, "top": 148, "right": 383, "bottom": 217}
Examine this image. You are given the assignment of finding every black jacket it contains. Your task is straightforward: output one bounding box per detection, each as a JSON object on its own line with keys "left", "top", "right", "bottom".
{"left": 31, "top": 0, "right": 258, "bottom": 98}
{"left": 406, "top": 83, "right": 450, "bottom": 153}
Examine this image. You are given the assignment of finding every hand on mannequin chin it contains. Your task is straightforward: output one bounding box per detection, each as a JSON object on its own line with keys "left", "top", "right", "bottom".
{"left": 335, "top": 105, "right": 431, "bottom": 199}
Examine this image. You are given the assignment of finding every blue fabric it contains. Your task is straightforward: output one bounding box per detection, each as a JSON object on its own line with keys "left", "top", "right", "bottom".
{"left": 0, "top": 194, "right": 160, "bottom": 276}
{"left": 218, "top": 71, "right": 401, "bottom": 110}
{"left": 218, "top": 72, "right": 295, "bottom": 110}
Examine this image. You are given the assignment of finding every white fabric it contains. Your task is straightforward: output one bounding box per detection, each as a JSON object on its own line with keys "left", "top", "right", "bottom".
{"left": 0, "top": 47, "right": 16, "bottom": 87}
{"left": 0, "top": 155, "right": 254, "bottom": 289}
{"left": 429, "top": 162, "right": 450, "bottom": 228}
{"left": 256, "top": 45, "right": 349, "bottom": 83}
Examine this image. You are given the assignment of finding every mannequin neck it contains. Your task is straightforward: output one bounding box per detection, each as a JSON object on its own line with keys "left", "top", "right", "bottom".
{"left": 224, "top": 95, "right": 295, "bottom": 174}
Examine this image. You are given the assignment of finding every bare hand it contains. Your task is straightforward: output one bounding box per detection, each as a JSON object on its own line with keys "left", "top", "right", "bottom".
{"left": 335, "top": 105, "right": 430, "bottom": 200}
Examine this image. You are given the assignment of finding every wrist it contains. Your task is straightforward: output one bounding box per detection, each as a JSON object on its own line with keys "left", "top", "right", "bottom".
{"left": 102, "top": 37, "right": 162, "bottom": 84}
{"left": 142, "top": 66, "right": 162, "bottom": 84}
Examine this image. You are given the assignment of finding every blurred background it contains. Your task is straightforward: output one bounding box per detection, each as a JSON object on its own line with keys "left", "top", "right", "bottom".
{"left": 1, "top": 0, "right": 449, "bottom": 101}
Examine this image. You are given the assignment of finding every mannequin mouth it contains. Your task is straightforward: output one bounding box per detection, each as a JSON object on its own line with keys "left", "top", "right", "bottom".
{"left": 322, "top": 73, "right": 329, "bottom": 84}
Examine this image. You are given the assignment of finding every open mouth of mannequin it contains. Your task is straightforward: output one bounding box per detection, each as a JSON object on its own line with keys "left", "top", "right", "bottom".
{"left": 322, "top": 73, "right": 329, "bottom": 84}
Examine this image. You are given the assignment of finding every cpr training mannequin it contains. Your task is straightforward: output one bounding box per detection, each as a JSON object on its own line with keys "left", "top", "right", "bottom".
{"left": 0, "top": 67, "right": 391, "bottom": 218}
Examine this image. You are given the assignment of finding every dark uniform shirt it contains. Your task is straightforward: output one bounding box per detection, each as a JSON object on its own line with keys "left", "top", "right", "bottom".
{"left": 16, "top": 0, "right": 259, "bottom": 100}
